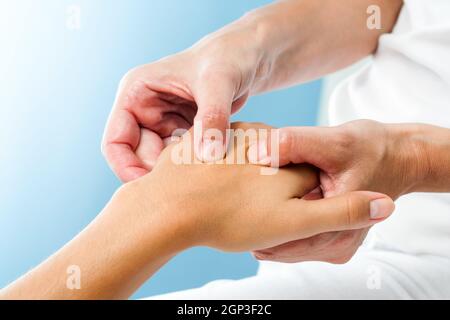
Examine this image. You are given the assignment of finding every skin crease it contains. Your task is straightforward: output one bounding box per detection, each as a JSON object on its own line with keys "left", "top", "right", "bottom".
{"left": 0, "top": 123, "right": 394, "bottom": 299}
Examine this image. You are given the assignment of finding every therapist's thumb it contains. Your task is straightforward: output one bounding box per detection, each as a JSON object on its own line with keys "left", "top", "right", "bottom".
{"left": 248, "top": 126, "right": 344, "bottom": 167}
{"left": 283, "top": 191, "right": 395, "bottom": 239}
{"left": 192, "top": 76, "right": 235, "bottom": 162}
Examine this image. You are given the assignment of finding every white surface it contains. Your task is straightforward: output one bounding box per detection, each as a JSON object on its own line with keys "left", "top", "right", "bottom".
{"left": 318, "top": 59, "right": 369, "bottom": 125}
{"left": 148, "top": 241, "right": 450, "bottom": 299}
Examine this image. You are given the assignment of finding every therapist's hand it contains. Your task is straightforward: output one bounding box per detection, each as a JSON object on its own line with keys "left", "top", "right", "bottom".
{"left": 101, "top": 0, "right": 403, "bottom": 183}
{"left": 251, "top": 120, "right": 421, "bottom": 263}
{"left": 102, "top": 21, "right": 268, "bottom": 182}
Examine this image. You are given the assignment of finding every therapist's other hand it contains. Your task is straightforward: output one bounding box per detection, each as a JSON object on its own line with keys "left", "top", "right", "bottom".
{"left": 251, "top": 120, "right": 417, "bottom": 263}
{"left": 127, "top": 122, "right": 394, "bottom": 252}
{"left": 251, "top": 120, "right": 421, "bottom": 199}
{"left": 102, "top": 21, "right": 269, "bottom": 182}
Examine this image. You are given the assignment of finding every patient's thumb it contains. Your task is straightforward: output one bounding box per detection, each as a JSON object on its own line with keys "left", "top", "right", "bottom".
{"left": 314, "top": 191, "right": 395, "bottom": 232}
{"left": 286, "top": 191, "right": 395, "bottom": 237}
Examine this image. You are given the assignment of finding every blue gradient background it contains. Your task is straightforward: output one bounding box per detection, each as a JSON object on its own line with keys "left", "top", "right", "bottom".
{"left": 0, "top": 0, "right": 321, "bottom": 298}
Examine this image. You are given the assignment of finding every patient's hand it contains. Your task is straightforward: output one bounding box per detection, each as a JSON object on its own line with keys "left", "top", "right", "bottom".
{"left": 128, "top": 122, "right": 394, "bottom": 253}
{"left": 0, "top": 122, "right": 396, "bottom": 300}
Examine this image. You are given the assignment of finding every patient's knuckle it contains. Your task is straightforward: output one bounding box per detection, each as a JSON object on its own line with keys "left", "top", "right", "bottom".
{"left": 250, "top": 121, "right": 269, "bottom": 128}
{"left": 231, "top": 121, "right": 245, "bottom": 128}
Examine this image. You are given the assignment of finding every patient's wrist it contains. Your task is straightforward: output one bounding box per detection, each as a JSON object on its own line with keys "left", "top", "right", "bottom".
{"left": 114, "top": 179, "right": 197, "bottom": 252}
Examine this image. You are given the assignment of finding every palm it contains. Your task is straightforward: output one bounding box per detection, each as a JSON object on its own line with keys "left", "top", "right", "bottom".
{"left": 103, "top": 80, "right": 197, "bottom": 182}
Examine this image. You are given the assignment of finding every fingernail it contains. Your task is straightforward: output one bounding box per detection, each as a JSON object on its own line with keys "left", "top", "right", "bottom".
{"left": 248, "top": 140, "right": 270, "bottom": 164}
{"left": 202, "top": 138, "right": 224, "bottom": 162}
{"left": 370, "top": 198, "right": 394, "bottom": 220}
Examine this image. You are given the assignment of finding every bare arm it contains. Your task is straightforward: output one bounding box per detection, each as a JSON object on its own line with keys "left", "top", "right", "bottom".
{"left": 0, "top": 187, "right": 181, "bottom": 299}
{"left": 232, "top": 0, "right": 404, "bottom": 92}
{"left": 396, "top": 123, "right": 450, "bottom": 194}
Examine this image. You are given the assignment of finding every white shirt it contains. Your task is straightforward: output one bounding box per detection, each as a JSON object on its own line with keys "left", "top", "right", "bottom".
{"left": 329, "top": 0, "right": 450, "bottom": 257}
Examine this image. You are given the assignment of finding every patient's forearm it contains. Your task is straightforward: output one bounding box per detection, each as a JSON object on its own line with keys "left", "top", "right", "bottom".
{"left": 0, "top": 185, "right": 185, "bottom": 300}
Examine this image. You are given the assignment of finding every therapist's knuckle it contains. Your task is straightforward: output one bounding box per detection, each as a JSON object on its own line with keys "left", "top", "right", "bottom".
{"left": 334, "top": 126, "right": 356, "bottom": 151}
{"left": 201, "top": 108, "right": 229, "bottom": 126}
{"left": 334, "top": 231, "right": 358, "bottom": 249}
{"left": 309, "top": 232, "right": 335, "bottom": 248}
{"left": 119, "top": 66, "right": 142, "bottom": 88}
{"left": 199, "top": 60, "right": 240, "bottom": 83}
{"left": 278, "top": 128, "right": 295, "bottom": 151}
{"left": 276, "top": 128, "right": 298, "bottom": 164}
{"left": 100, "top": 138, "right": 114, "bottom": 158}
{"left": 100, "top": 141, "right": 108, "bottom": 157}
{"left": 328, "top": 253, "right": 354, "bottom": 265}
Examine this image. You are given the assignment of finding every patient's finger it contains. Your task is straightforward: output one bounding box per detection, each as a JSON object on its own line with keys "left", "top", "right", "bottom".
{"left": 279, "top": 191, "right": 394, "bottom": 240}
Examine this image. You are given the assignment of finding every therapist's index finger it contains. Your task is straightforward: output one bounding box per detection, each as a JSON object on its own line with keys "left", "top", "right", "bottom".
{"left": 102, "top": 109, "right": 160, "bottom": 182}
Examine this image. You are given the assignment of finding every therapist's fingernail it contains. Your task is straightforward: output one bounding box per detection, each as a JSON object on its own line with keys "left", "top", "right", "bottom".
{"left": 248, "top": 140, "right": 270, "bottom": 164}
{"left": 202, "top": 138, "right": 224, "bottom": 162}
{"left": 370, "top": 198, "right": 394, "bottom": 220}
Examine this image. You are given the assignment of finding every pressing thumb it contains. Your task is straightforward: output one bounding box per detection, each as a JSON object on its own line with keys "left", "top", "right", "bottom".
{"left": 193, "top": 78, "right": 235, "bottom": 163}
{"left": 248, "top": 126, "right": 344, "bottom": 167}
